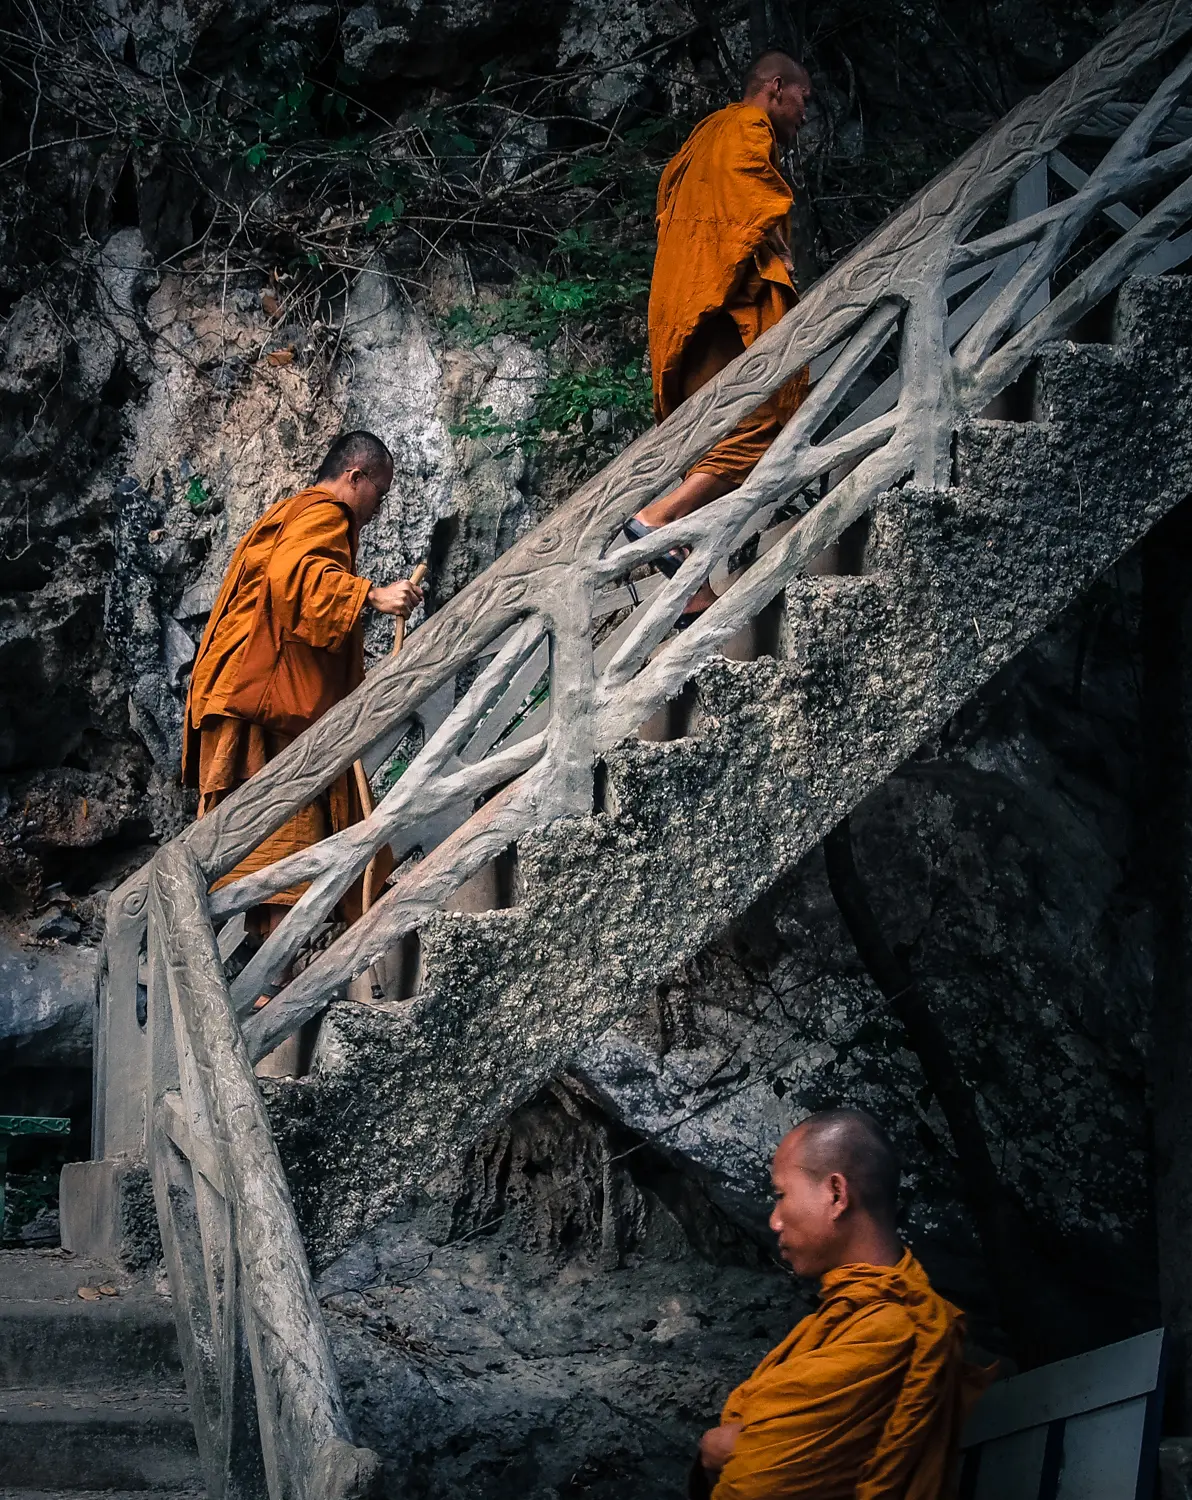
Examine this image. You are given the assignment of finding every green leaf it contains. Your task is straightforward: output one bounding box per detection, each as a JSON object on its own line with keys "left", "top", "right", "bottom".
{"left": 244, "top": 142, "right": 268, "bottom": 170}
{"left": 184, "top": 475, "right": 210, "bottom": 510}
{"left": 366, "top": 202, "right": 395, "bottom": 232}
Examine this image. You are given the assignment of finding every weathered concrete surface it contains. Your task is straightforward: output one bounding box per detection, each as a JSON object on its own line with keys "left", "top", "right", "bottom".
{"left": 265, "top": 279, "right": 1192, "bottom": 1269}
{"left": 0, "top": 1249, "right": 198, "bottom": 1493}
{"left": 59, "top": 1160, "right": 161, "bottom": 1273}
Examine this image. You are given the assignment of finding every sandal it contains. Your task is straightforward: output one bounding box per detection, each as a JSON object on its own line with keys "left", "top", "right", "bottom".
{"left": 623, "top": 515, "right": 690, "bottom": 579}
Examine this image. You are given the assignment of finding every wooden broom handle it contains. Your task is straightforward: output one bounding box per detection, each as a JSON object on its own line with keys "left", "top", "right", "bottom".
{"left": 356, "top": 561, "right": 429, "bottom": 915}
{"left": 392, "top": 561, "right": 429, "bottom": 656}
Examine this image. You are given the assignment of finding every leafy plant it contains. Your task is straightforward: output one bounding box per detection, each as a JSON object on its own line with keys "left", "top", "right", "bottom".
{"left": 451, "top": 362, "right": 650, "bottom": 462}
{"left": 184, "top": 475, "right": 211, "bottom": 510}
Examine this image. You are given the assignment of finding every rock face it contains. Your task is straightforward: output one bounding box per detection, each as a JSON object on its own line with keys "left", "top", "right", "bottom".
{"left": 0, "top": 928, "right": 97, "bottom": 1070}
{"left": 316, "top": 1086, "right": 808, "bottom": 1500}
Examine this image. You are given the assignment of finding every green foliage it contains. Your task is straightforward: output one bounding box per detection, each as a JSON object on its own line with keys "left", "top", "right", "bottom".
{"left": 378, "top": 756, "right": 410, "bottom": 793}
{"left": 184, "top": 475, "right": 211, "bottom": 510}
{"left": 450, "top": 362, "right": 650, "bottom": 461}
{"left": 444, "top": 221, "right": 653, "bottom": 466}
{"left": 367, "top": 196, "right": 405, "bottom": 232}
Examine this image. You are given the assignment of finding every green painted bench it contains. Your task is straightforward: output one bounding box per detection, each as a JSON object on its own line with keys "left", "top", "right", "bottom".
{"left": 0, "top": 1115, "right": 71, "bottom": 1228}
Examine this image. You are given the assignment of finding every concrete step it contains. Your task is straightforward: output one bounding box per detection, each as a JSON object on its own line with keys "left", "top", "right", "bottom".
{"left": 0, "top": 1389, "right": 200, "bottom": 1491}
{"left": 0, "top": 1252, "right": 181, "bottom": 1391}
{"left": 0, "top": 1491, "right": 203, "bottom": 1500}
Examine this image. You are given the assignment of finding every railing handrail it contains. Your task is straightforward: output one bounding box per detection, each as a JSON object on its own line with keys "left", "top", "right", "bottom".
{"left": 146, "top": 841, "right": 380, "bottom": 1500}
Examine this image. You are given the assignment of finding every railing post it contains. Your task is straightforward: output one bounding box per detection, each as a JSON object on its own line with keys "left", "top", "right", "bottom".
{"left": 60, "top": 869, "right": 157, "bottom": 1268}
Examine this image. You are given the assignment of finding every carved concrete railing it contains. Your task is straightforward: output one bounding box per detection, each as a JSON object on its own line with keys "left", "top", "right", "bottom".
{"left": 86, "top": 2, "right": 1192, "bottom": 1495}
{"left": 146, "top": 842, "right": 381, "bottom": 1500}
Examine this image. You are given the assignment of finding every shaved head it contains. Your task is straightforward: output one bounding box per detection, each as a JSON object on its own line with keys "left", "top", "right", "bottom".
{"left": 315, "top": 429, "right": 393, "bottom": 484}
{"left": 743, "top": 50, "right": 811, "bottom": 98}
{"left": 785, "top": 1109, "right": 901, "bottom": 1226}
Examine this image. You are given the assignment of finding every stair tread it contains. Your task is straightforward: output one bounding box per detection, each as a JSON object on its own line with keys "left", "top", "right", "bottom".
{"left": 0, "top": 1491, "right": 204, "bottom": 1499}
{"left": 0, "top": 1254, "right": 165, "bottom": 1309}
{"left": 0, "top": 1389, "right": 191, "bottom": 1421}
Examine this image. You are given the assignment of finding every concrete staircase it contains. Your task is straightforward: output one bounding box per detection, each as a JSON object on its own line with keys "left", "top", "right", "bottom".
{"left": 264, "top": 276, "right": 1192, "bottom": 1270}
{"left": 0, "top": 1251, "right": 201, "bottom": 1499}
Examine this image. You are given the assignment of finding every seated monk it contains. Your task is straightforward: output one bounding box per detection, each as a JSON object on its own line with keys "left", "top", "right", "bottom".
{"left": 630, "top": 51, "right": 813, "bottom": 620}
{"left": 181, "top": 430, "right": 423, "bottom": 1075}
{"left": 694, "top": 1109, "right": 988, "bottom": 1499}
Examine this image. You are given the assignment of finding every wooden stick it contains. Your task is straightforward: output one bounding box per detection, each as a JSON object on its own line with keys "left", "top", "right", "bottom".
{"left": 357, "top": 562, "right": 429, "bottom": 922}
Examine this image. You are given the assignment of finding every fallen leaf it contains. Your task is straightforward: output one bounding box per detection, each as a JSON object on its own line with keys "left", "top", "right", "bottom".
{"left": 77, "top": 1286, "right": 101, "bottom": 1300}
{"left": 98, "top": 1284, "right": 119, "bottom": 1297}
{"left": 261, "top": 290, "right": 280, "bottom": 317}
{"left": 26, "top": 1401, "right": 47, "bottom": 1407}
{"left": 147, "top": 528, "right": 165, "bottom": 543}
{"left": 267, "top": 347, "right": 295, "bottom": 367}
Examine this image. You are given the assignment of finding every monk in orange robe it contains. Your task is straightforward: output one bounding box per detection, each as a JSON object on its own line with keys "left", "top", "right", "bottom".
{"left": 182, "top": 430, "right": 422, "bottom": 1071}
{"left": 629, "top": 52, "right": 813, "bottom": 619}
{"left": 694, "top": 1109, "right": 989, "bottom": 1499}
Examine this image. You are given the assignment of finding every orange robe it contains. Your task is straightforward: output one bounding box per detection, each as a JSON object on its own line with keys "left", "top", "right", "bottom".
{"left": 182, "top": 486, "right": 373, "bottom": 912}
{"left": 648, "top": 102, "right": 809, "bottom": 484}
{"left": 711, "top": 1251, "right": 986, "bottom": 1500}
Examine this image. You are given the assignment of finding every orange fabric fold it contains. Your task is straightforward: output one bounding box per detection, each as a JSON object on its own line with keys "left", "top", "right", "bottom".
{"left": 648, "top": 103, "right": 809, "bottom": 483}
{"left": 183, "top": 489, "right": 376, "bottom": 914}
{"left": 713, "top": 1250, "right": 988, "bottom": 1500}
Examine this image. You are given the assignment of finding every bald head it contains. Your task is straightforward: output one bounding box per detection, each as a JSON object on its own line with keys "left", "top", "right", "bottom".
{"left": 742, "top": 51, "right": 811, "bottom": 147}
{"left": 785, "top": 1109, "right": 901, "bottom": 1225}
{"left": 744, "top": 50, "right": 811, "bottom": 97}
{"left": 769, "top": 1108, "right": 903, "bottom": 1276}
{"left": 315, "top": 429, "right": 393, "bottom": 485}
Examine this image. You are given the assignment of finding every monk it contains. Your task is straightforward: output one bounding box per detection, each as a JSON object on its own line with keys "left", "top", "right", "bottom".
{"left": 182, "top": 430, "right": 422, "bottom": 1073}
{"left": 694, "top": 1109, "right": 986, "bottom": 1499}
{"left": 630, "top": 51, "right": 813, "bottom": 619}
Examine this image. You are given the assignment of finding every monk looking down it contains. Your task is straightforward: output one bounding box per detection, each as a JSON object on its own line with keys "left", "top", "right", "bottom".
{"left": 182, "top": 431, "right": 422, "bottom": 1073}
{"left": 695, "top": 1110, "right": 985, "bottom": 1499}
{"left": 629, "top": 51, "right": 813, "bottom": 621}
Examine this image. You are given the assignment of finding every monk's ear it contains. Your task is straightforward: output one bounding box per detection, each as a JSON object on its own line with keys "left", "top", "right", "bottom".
{"left": 827, "top": 1171, "right": 850, "bottom": 1218}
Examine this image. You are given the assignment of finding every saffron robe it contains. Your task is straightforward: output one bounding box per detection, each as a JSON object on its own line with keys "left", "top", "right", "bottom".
{"left": 182, "top": 487, "right": 373, "bottom": 910}
{"left": 648, "top": 103, "right": 809, "bottom": 483}
{"left": 711, "top": 1250, "right": 986, "bottom": 1500}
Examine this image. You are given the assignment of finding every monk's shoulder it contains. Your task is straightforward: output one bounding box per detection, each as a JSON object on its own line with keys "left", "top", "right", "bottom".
{"left": 281, "top": 496, "right": 354, "bottom": 547}
{"left": 830, "top": 1294, "right": 921, "bottom": 1346}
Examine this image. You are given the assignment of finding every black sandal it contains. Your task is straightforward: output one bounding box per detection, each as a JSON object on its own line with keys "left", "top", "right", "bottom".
{"left": 623, "top": 515, "right": 690, "bottom": 579}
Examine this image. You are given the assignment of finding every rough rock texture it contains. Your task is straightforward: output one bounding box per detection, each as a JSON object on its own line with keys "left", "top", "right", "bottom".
{"left": 315, "top": 1086, "right": 812, "bottom": 1500}
{"left": 0, "top": 928, "right": 98, "bottom": 1070}
{"left": 577, "top": 584, "right": 1157, "bottom": 1348}
{"left": 267, "top": 282, "right": 1192, "bottom": 1271}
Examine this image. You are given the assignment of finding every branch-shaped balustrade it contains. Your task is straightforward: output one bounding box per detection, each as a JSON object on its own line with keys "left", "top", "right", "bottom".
{"left": 176, "top": 0, "right": 1192, "bottom": 1063}
{"left": 107, "top": 6, "right": 1192, "bottom": 1494}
